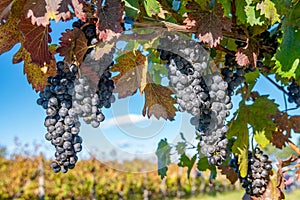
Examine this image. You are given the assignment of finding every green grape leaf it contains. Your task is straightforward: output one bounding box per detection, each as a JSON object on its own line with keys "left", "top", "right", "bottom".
{"left": 235, "top": 0, "right": 247, "bottom": 24}
{"left": 142, "top": 0, "right": 160, "bottom": 17}
{"left": 184, "top": 2, "right": 231, "bottom": 47}
{"left": 256, "top": 0, "right": 280, "bottom": 25}
{"left": 217, "top": 0, "right": 231, "bottom": 17}
{"left": 156, "top": 138, "right": 171, "bottom": 179}
{"left": 18, "top": 17, "right": 53, "bottom": 66}
{"left": 275, "top": 4, "right": 300, "bottom": 81}
{"left": 124, "top": 0, "right": 140, "bottom": 19}
{"left": 178, "top": 154, "right": 197, "bottom": 179}
{"left": 197, "top": 157, "right": 210, "bottom": 171}
{"left": 56, "top": 27, "right": 88, "bottom": 65}
{"left": 143, "top": 83, "right": 177, "bottom": 120}
{"left": 238, "top": 146, "right": 248, "bottom": 178}
{"left": 110, "top": 50, "right": 148, "bottom": 98}
{"left": 254, "top": 130, "right": 270, "bottom": 148}
{"left": 175, "top": 142, "right": 187, "bottom": 155}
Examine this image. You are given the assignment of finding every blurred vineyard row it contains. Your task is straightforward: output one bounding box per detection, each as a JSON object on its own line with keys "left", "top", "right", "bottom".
{"left": 0, "top": 153, "right": 239, "bottom": 200}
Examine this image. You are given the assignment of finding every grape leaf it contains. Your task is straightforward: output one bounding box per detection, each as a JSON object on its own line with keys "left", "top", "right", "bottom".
{"left": 197, "top": 157, "right": 217, "bottom": 179}
{"left": 270, "top": 129, "right": 291, "bottom": 149}
{"left": 183, "top": 2, "right": 231, "bottom": 47}
{"left": 270, "top": 112, "right": 300, "bottom": 134}
{"left": 156, "top": 138, "right": 171, "bottom": 179}
{"left": 18, "top": 17, "right": 52, "bottom": 66}
{"left": 235, "top": 0, "right": 247, "bottom": 24}
{"left": 143, "top": 83, "right": 176, "bottom": 121}
{"left": 256, "top": 0, "right": 280, "bottom": 25}
{"left": 25, "top": 0, "right": 86, "bottom": 27}
{"left": 20, "top": 47, "right": 56, "bottom": 92}
{"left": 110, "top": 51, "right": 147, "bottom": 98}
{"left": 275, "top": 3, "right": 300, "bottom": 81}
{"left": 0, "top": 18, "right": 21, "bottom": 55}
{"left": 218, "top": 165, "right": 238, "bottom": 184}
{"left": 56, "top": 27, "right": 88, "bottom": 64}
{"left": 94, "top": 42, "right": 115, "bottom": 61}
{"left": 238, "top": 146, "right": 248, "bottom": 178}
{"left": 254, "top": 130, "right": 270, "bottom": 148}
{"left": 178, "top": 154, "right": 197, "bottom": 179}
{"left": 96, "top": 0, "right": 125, "bottom": 41}
{"left": 124, "top": 0, "right": 140, "bottom": 19}
{"left": 0, "top": 0, "right": 13, "bottom": 22}
{"left": 235, "top": 39, "right": 259, "bottom": 68}
{"left": 175, "top": 142, "right": 187, "bottom": 155}
{"left": 142, "top": 0, "right": 160, "bottom": 17}
{"left": 245, "top": 4, "right": 263, "bottom": 26}
{"left": 217, "top": 0, "right": 231, "bottom": 17}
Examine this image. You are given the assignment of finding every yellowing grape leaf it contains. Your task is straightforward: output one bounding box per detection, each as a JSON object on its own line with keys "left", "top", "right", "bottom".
{"left": 218, "top": 165, "right": 238, "bottom": 184}
{"left": 143, "top": 83, "right": 176, "bottom": 121}
{"left": 21, "top": 47, "right": 56, "bottom": 92}
{"left": 56, "top": 27, "right": 88, "bottom": 64}
{"left": 110, "top": 51, "right": 148, "bottom": 98}
{"left": 238, "top": 146, "right": 248, "bottom": 178}
{"left": 183, "top": 2, "right": 231, "bottom": 47}
{"left": 256, "top": 0, "right": 280, "bottom": 25}
{"left": 254, "top": 130, "right": 270, "bottom": 148}
{"left": 245, "top": 4, "right": 263, "bottom": 26}
{"left": 94, "top": 42, "right": 115, "bottom": 60}
{"left": 0, "top": 18, "right": 21, "bottom": 55}
{"left": 18, "top": 17, "right": 53, "bottom": 66}
{"left": 96, "top": 0, "right": 125, "bottom": 41}
{"left": 142, "top": 0, "right": 160, "bottom": 17}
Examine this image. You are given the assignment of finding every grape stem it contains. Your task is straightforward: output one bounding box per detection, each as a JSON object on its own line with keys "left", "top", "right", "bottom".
{"left": 287, "top": 139, "right": 300, "bottom": 155}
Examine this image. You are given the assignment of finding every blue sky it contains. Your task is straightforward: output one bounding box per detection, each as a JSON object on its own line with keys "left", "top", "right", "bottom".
{"left": 0, "top": 20, "right": 299, "bottom": 166}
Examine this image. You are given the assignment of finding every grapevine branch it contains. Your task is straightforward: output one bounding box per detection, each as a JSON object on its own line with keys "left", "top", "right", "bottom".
{"left": 287, "top": 139, "right": 300, "bottom": 155}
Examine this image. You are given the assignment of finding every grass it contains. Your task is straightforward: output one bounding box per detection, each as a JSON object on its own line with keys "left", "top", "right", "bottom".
{"left": 177, "top": 188, "right": 300, "bottom": 200}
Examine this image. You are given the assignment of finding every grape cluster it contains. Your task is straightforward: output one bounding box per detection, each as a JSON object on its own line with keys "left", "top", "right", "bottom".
{"left": 37, "top": 61, "right": 83, "bottom": 173}
{"left": 230, "top": 148, "right": 272, "bottom": 197}
{"left": 221, "top": 54, "right": 248, "bottom": 96}
{"left": 196, "top": 73, "right": 232, "bottom": 165}
{"left": 158, "top": 35, "right": 232, "bottom": 165}
{"left": 287, "top": 82, "right": 300, "bottom": 106}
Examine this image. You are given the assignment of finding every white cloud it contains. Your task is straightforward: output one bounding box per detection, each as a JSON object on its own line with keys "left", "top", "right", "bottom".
{"left": 102, "top": 114, "right": 149, "bottom": 129}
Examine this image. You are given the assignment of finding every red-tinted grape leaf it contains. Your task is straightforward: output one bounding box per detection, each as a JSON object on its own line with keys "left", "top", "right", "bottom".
{"left": 21, "top": 47, "right": 56, "bottom": 92}
{"left": 25, "top": 0, "right": 86, "bottom": 26}
{"left": 270, "top": 112, "right": 300, "bottom": 134}
{"left": 218, "top": 165, "right": 238, "bottom": 184}
{"left": 110, "top": 51, "right": 147, "bottom": 98}
{"left": 96, "top": 0, "right": 125, "bottom": 40}
{"left": 235, "top": 39, "right": 259, "bottom": 68}
{"left": 143, "top": 83, "right": 176, "bottom": 121}
{"left": 270, "top": 129, "right": 291, "bottom": 149}
{"left": 25, "top": 0, "right": 60, "bottom": 26}
{"left": 18, "top": 17, "right": 52, "bottom": 66}
{"left": 183, "top": 2, "right": 231, "bottom": 47}
{"left": 0, "top": 18, "right": 21, "bottom": 55}
{"left": 71, "top": 0, "right": 86, "bottom": 21}
{"left": 0, "top": 0, "right": 13, "bottom": 22}
{"left": 56, "top": 27, "right": 88, "bottom": 64}
{"left": 57, "top": 0, "right": 72, "bottom": 21}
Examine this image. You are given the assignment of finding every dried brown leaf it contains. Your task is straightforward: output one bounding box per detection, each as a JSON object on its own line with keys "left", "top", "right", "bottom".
{"left": 143, "top": 83, "right": 176, "bottom": 121}
{"left": 235, "top": 39, "right": 259, "bottom": 68}
{"left": 218, "top": 165, "right": 238, "bottom": 184}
